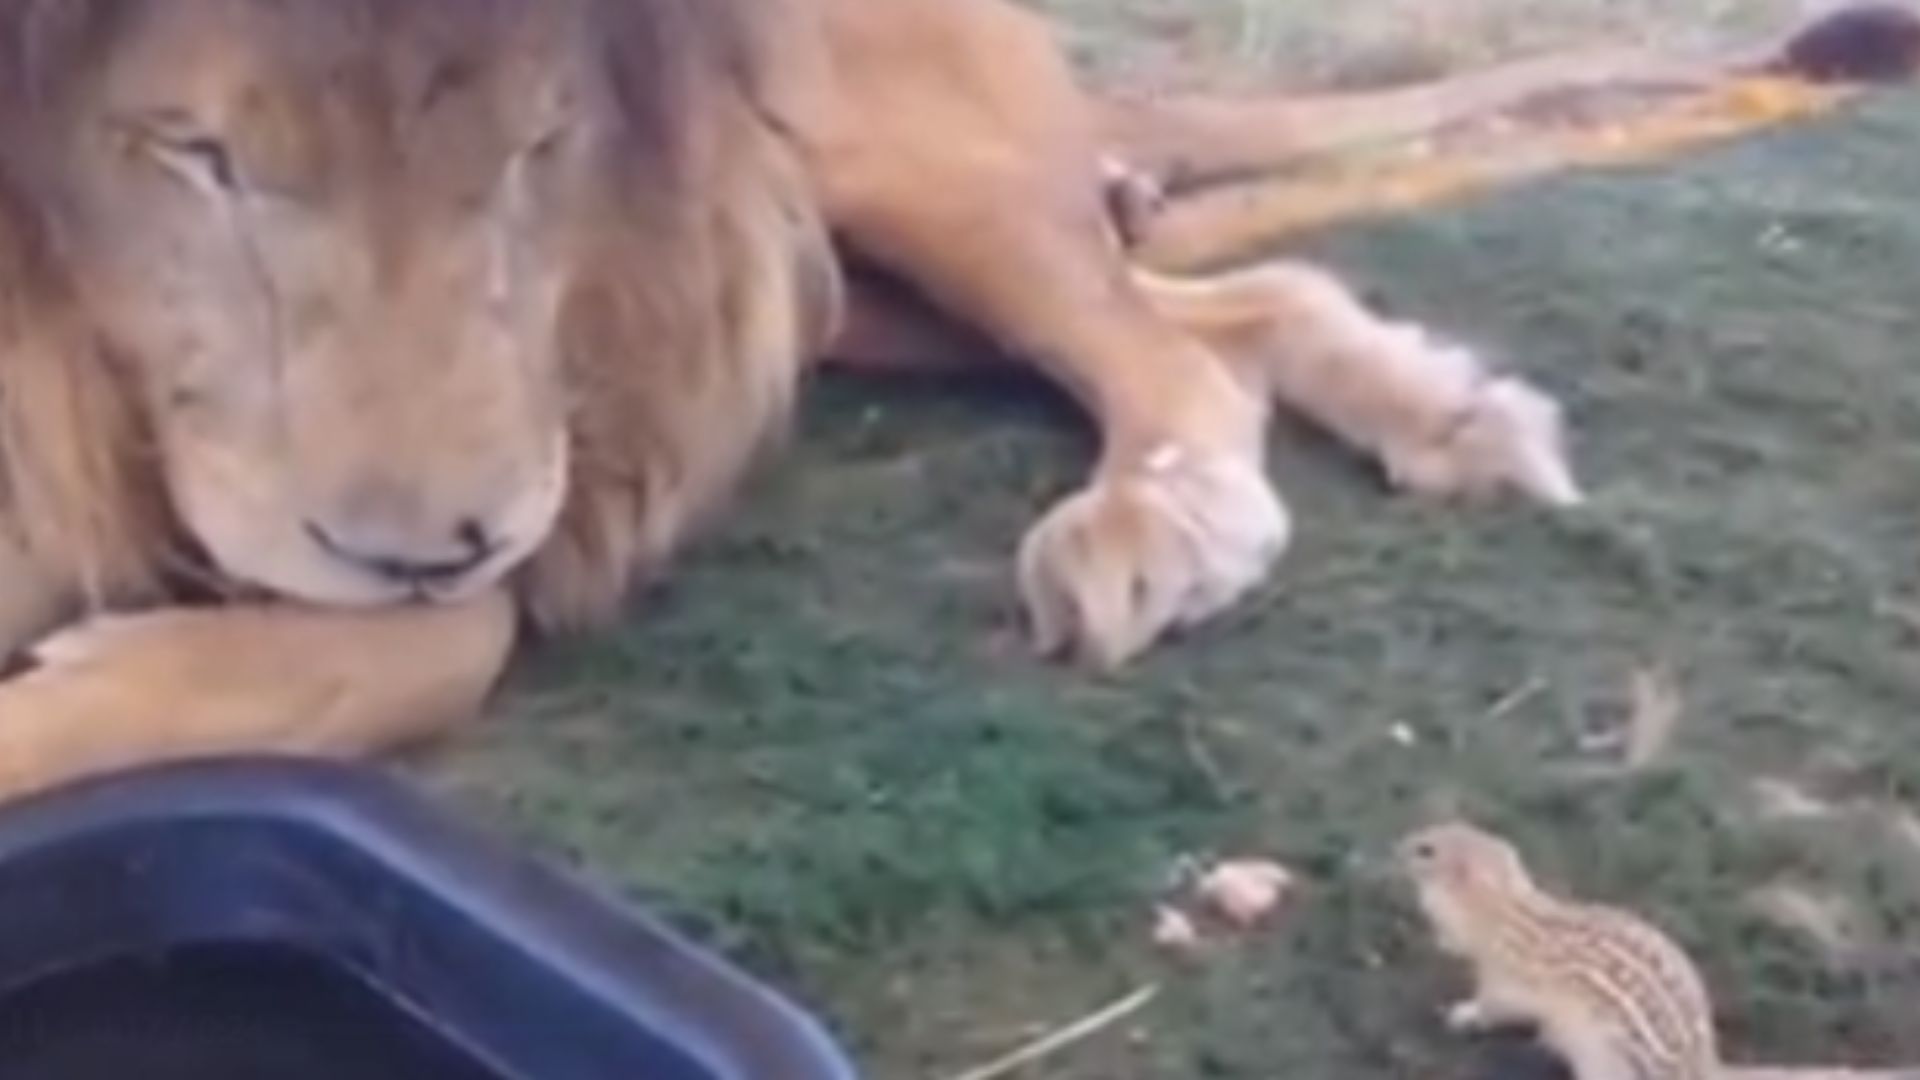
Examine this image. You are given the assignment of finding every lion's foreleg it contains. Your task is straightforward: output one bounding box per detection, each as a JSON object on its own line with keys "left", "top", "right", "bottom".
{"left": 0, "top": 592, "right": 515, "bottom": 801}
{"left": 827, "top": 168, "right": 1291, "bottom": 668}
{"left": 799, "top": 0, "right": 1291, "bottom": 668}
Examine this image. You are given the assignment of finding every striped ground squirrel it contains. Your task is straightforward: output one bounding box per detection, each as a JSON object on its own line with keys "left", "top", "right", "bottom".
{"left": 1398, "top": 821, "right": 1920, "bottom": 1080}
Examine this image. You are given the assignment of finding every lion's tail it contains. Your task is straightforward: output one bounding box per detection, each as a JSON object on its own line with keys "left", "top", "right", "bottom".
{"left": 1104, "top": 6, "right": 1897, "bottom": 273}
{"left": 1723, "top": 1066, "right": 1920, "bottom": 1080}
{"left": 1119, "top": 74, "right": 1844, "bottom": 272}
{"left": 1098, "top": 45, "right": 1717, "bottom": 190}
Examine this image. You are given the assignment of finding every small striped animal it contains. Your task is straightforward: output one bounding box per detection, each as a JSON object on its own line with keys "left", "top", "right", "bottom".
{"left": 1397, "top": 821, "right": 1920, "bottom": 1080}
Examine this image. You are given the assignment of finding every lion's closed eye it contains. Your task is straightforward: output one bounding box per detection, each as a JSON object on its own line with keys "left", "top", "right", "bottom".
{"left": 122, "top": 117, "right": 245, "bottom": 198}
{"left": 502, "top": 120, "right": 585, "bottom": 198}
{"left": 164, "top": 136, "right": 239, "bottom": 191}
{"left": 523, "top": 124, "right": 573, "bottom": 165}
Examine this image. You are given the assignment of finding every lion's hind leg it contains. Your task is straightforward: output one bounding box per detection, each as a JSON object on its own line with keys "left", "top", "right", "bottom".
{"left": 1135, "top": 261, "right": 1585, "bottom": 508}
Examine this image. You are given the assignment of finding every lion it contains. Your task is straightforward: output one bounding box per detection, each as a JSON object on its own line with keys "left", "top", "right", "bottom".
{"left": 0, "top": 0, "right": 1795, "bottom": 801}
{"left": 1134, "top": 262, "right": 1584, "bottom": 508}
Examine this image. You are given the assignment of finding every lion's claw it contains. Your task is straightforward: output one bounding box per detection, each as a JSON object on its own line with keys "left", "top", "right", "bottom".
{"left": 1016, "top": 445, "right": 1289, "bottom": 670}
{"left": 1446, "top": 999, "right": 1491, "bottom": 1032}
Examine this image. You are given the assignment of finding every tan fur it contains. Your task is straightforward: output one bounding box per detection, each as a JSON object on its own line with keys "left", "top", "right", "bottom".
{"left": 1137, "top": 263, "right": 1583, "bottom": 507}
{"left": 0, "top": 170, "right": 172, "bottom": 614}
{"left": 0, "top": 0, "right": 1610, "bottom": 798}
{"left": 1126, "top": 74, "right": 1851, "bottom": 274}
{"left": 1400, "top": 822, "right": 1920, "bottom": 1080}
{"left": 2, "top": 0, "right": 836, "bottom": 619}
{"left": 1108, "top": 9, "right": 1873, "bottom": 273}
{"left": 1100, "top": 44, "right": 1718, "bottom": 191}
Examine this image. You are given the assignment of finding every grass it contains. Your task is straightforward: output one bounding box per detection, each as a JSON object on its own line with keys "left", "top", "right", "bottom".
{"left": 418, "top": 42, "right": 1920, "bottom": 1080}
{"left": 1025, "top": 0, "right": 1807, "bottom": 92}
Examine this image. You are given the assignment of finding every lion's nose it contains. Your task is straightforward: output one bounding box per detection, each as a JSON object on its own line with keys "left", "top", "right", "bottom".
{"left": 305, "top": 517, "right": 497, "bottom": 587}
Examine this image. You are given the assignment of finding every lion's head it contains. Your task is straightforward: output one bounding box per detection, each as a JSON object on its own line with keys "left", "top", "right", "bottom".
{"left": 0, "top": 0, "right": 836, "bottom": 625}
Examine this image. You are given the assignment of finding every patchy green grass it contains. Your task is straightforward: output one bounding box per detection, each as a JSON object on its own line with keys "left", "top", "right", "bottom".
{"left": 421, "top": 90, "right": 1920, "bottom": 1079}
{"left": 1024, "top": 0, "right": 1804, "bottom": 91}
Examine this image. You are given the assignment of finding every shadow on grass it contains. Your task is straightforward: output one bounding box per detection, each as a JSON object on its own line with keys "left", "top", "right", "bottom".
{"left": 422, "top": 90, "right": 1920, "bottom": 1078}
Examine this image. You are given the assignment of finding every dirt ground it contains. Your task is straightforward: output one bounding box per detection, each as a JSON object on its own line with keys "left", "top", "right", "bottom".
{"left": 421, "top": 7, "right": 1920, "bottom": 1079}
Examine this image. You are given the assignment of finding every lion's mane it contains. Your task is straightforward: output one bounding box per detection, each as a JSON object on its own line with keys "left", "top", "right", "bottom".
{"left": 0, "top": 0, "right": 843, "bottom": 629}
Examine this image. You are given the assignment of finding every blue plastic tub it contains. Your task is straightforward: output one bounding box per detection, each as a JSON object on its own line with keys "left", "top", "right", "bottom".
{"left": 0, "top": 756, "right": 858, "bottom": 1080}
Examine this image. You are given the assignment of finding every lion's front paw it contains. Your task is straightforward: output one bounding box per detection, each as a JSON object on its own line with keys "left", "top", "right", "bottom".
{"left": 1017, "top": 444, "right": 1290, "bottom": 670}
